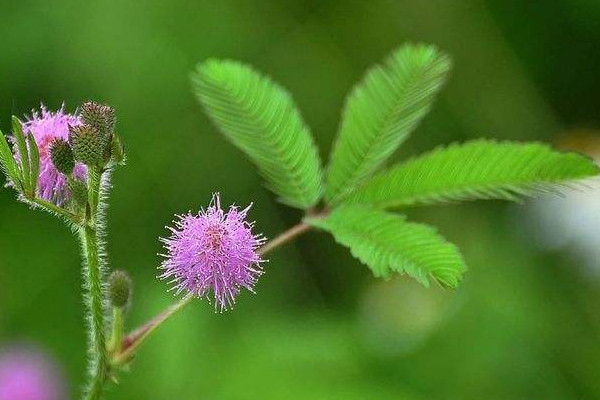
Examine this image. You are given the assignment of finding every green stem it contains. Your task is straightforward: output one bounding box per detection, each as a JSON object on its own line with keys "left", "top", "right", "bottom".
{"left": 109, "top": 307, "right": 124, "bottom": 355}
{"left": 256, "top": 222, "right": 311, "bottom": 255}
{"left": 112, "top": 295, "right": 193, "bottom": 366}
{"left": 81, "top": 166, "right": 109, "bottom": 400}
{"left": 81, "top": 224, "right": 108, "bottom": 400}
{"left": 30, "top": 197, "right": 83, "bottom": 225}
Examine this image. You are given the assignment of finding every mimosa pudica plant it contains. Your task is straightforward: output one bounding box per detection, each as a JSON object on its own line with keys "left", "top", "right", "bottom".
{"left": 0, "top": 43, "right": 597, "bottom": 399}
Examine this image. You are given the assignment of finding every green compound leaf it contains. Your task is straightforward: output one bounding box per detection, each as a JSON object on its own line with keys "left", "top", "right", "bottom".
{"left": 307, "top": 205, "right": 466, "bottom": 288}
{"left": 347, "top": 139, "right": 600, "bottom": 209}
{"left": 0, "top": 129, "right": 21, "bottom": 190}
{"left": 325, "top": 44, "right": 451, "bottom": 205}
{"left": 192, "top": 59, "right": 323, "bottom": 209}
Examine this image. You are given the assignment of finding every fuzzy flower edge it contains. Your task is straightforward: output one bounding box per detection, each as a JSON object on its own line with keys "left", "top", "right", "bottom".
{"left": 159, "top": 193, "right": 266, "bottom": 312}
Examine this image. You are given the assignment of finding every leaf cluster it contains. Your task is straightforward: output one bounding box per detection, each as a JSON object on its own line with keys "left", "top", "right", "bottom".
{"left": 0, "top": 117, "right": 40, "bottom": 199}
{"left": 189, "top": 44, "right": 599, "bottom": 288}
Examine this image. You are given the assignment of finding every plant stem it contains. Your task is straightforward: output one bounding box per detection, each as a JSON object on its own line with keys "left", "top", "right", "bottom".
{"left": 81, "top": 166, "right": 108, "bottom": 400}
{"left": 30, "top": 197, "right": 83, "bottom": 225}
{"left": 81, "top": 224, "right": 108, "bottom": 400}
{"left": 112, "top": 295, "right": 193, "bottom": 366}
{"left": 109, "top": 307, "right": 124, "bottom": 355}
{"left": 114, "top": 219, "right": 316, "bottom": 364}
{"left": 257, "top": 222, "right": 311, "bottom": 255}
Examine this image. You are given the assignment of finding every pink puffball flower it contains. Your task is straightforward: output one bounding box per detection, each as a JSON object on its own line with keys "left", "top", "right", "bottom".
{"left": 159, "top": 193, "right": 266, "bottom": 312}
{"left": 13, "top": 106, "right": 86, "bottom": 206}
{"left": 0, "top": 345, "right": 66, "bottom": 400}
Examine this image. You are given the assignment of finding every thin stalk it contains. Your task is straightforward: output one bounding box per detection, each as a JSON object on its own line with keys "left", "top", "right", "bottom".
{"left": 109, "top": 307, "right": 124, "bottom": 355}
{"left": 81, "top": 224, "right": 108, "bottom": 400}
{"left": 81, "top": 165, "right": 109, "bottom": 400}
{"left": 114, "top": 219, "right": 317, "bottom": 364}
{"left": 30, "top": 197, "right": 83, "bottom": 225}
{"left": 257, "top": 222, "right": 311, "bottom": 255}
{"left": 112, "top": 295, "right": 193, "bottom": 366}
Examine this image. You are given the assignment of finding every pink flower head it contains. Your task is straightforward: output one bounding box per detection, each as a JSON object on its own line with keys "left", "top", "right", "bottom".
{"left": 159, "top": 193, "right": 266, "bottom": 312}
{"left": 0, "top": 345, "right": 66, "bottom": 400}
{"left": 13, "top": 105, "right": 86, "bottom": 206}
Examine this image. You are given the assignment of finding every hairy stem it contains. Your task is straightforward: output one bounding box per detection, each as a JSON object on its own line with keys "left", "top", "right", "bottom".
{"left": 114, "top": 219, "right": 316, "bottom": 364}
{"left": 81, "top": 166, "right": 109, "bottom": 400}
{"left": 81, "top": 225, "right": 108, "bottom": 400}
{"left": 30, "top": 197, "right": 83, "bottom": 225}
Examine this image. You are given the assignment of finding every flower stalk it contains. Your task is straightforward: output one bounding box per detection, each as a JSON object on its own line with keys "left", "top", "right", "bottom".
{"left": 112, "top": 295, "right": 193, "bottom": 366}
{"left": 80, "top": 222, "right": 108, "bottom": 400}
{"left": 109, "top": 307, "right": 124, "bottom": 355}
{"left": 256, "top": 221, "right": 312, "bottom": 255}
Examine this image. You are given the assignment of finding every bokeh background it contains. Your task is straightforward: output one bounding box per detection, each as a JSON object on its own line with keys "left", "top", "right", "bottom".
{"left": 1, "top": 0, "right": 600, "bottom": 399}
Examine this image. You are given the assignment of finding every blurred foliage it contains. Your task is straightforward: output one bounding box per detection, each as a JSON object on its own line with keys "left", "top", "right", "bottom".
{"left": 1, "top": 0, "right": 600, "bottom": 399}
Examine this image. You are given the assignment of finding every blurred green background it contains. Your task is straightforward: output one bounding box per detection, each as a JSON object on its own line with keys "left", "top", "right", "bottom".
{"left": 2, "top": 0, "right": 600, "bottom": 398}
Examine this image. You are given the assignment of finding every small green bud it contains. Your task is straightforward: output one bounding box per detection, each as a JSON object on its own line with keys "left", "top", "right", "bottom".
{"left": 80, "top": 101, "right": 115, "bottom": 137}
{"left": 69, "top": 125, "right": 103, "bottom": 166}
{"left": 67, "top": 177, "right": 88, "bottom": 207}
{"left": 49, "top": 139, "right": 74, "bottom": 174}
{"left": 109, "top": 270, "right": 132, "bottom": 308}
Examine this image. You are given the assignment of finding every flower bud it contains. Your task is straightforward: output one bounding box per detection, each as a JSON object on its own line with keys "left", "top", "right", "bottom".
{"left": 68, "top": 125, "right": 103, "bottom": 166}
{"left": 49, "top": 139, "right": 74, "bottom": 175}
{"left": 67, "top": 177, "right": 88, "bottom": 207}
{"left": 108, "top": 270, "right": 132, "bottom": 308}
{"left": 80, "top": 101, "right": 115, "bottom": 137}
